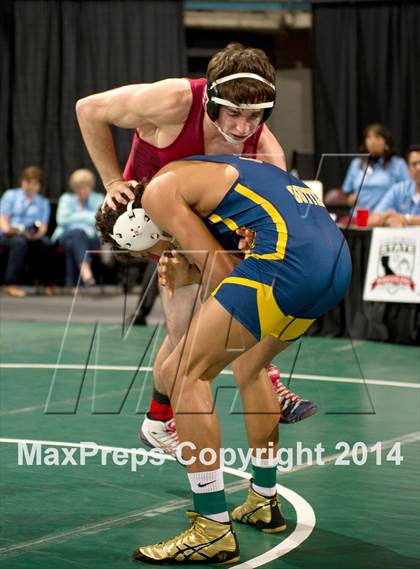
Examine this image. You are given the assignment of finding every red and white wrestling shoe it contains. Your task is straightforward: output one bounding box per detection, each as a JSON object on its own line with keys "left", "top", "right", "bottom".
{"left": 139, "top": 413, "right": 180, "bottom": 457}
{"left": 267, "top": 364, "right": 318, "bottom": 424}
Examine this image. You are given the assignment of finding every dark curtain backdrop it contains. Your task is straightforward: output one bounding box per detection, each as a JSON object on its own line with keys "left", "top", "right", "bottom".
{"left": 0, "top": 0, "right": 187, "bottom": 200}
{"left": 312, "top": 0, "right": 420, "bottom": 190}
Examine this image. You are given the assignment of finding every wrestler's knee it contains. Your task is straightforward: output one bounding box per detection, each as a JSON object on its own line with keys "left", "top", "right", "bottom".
{"left": 232, "top": 356, "right": 264, "bottom": 387}
{"left": 161, "top": 347, "right": 217, "bottom": 394}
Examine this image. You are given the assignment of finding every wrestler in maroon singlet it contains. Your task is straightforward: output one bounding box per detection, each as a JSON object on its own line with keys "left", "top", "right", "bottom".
{"left": 123, "top": 79, "right": 263, "bottom": 183}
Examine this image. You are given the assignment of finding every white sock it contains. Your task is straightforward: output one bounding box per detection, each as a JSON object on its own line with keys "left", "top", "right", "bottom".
{"left": 188, "top": 468, "right": 224, "bottom": 494}
{"left": 206, "top": 511, "right": 230, "bottom": 523}
{"left": 251, "top": 482, "right": 277, "bottom": 498}
{"left": 188, "top": 469, "right": 229, "bottom": 523}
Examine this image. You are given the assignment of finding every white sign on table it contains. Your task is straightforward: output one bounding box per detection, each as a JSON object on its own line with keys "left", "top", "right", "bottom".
{"left": 363, "top": 227, "right": 420, "bottom": 304}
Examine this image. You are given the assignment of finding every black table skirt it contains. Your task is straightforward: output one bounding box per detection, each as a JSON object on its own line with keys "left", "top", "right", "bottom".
{"left": 307, "top": 228, "right": 420, "bottom": 345}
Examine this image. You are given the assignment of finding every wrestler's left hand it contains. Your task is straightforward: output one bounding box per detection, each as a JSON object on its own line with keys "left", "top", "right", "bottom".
{"left": 236, "top": 226, "right": 256, "bottom": 251}
{"left": 158, "top": 251, "right": 198, "bottom": 294}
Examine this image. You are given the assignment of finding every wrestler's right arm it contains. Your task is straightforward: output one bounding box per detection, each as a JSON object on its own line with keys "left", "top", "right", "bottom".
{"left": 76, "top": 79, "right": 191, "bottom": 209}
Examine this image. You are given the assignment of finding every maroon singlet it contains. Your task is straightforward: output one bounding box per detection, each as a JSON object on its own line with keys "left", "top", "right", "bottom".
{"left": 122, "top": 78, "right": 263, "bottom": 182}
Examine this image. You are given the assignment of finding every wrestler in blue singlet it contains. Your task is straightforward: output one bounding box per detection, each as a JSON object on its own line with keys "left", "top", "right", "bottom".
{"left": 186, "top": 155, "right": 352, "bottom": 341}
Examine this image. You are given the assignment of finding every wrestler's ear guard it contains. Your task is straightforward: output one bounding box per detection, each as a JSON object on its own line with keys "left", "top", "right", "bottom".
{"left": 109, "top": 201, "right": 165, "bottom": 251}
{"left": 206, "top": 72, "right": 276, "bottom": 123}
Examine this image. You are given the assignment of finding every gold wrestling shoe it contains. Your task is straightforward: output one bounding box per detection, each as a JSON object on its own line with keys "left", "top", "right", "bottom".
{"left": 132, "top": 511, "right": 240, "bottom": 564}
{"left": 231, "top": 483, "right": 287, "bottom": 533}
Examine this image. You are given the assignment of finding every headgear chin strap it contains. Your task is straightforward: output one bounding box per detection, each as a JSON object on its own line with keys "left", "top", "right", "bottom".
{"left": 206, "top": 72, "right": 276, "bottom": 123}
{"left": 109, "top": 201, "right": 172, "bottom": 252}
{"left": 212, "top": 121, "right": 256, "bottom": 145}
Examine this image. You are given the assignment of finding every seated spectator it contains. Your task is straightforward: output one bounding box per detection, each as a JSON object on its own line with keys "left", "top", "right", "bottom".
{"left": 0, "top": 166, "right": 54, "bottom": 297}
{"left": 343, "top": 123, "right": 410, "bottom": 211}
{"left": 52, "top": 169, "right": 103, "bottom": 288}
{"left": 368, "top": 145, "right": 420, "bottom": 227}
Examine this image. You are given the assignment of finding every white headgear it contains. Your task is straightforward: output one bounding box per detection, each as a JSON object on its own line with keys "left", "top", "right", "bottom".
{"left": 109, "top": 201, "right": 164, "bottom": 251}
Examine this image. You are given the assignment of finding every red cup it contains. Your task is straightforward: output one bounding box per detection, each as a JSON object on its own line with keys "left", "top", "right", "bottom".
{"left": 356, "top": 208, "right": 369, "bottom": 227}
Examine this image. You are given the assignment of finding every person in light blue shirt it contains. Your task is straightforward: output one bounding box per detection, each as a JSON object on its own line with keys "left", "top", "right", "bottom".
{"left": 52, "top": 169, "right": 103, "bottom": 287}
{"left": 342, "top": 123, "right": 410, "bottom": 211}
{"left": 369, "top": 145, "right": 420, "bottom": 227}
{"left": 0, "top": 166, "right": 54, "bottom": 297}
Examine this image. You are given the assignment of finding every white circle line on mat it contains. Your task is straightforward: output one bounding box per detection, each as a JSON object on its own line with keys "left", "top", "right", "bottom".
{"left": 0, "top": 438, "right": 316, "bottom": 566}
{"left": 223, "top": 465, "right": 315, "bottom": 568}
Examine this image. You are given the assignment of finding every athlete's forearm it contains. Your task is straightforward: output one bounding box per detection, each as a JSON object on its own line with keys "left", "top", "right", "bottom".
{"left": 76, "top": 100, "right": 123, "bottom": 187}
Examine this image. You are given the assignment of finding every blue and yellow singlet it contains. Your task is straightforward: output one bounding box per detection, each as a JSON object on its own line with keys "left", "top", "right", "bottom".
{"left": 186, "top": 155, "right": 352, "bottom": 341}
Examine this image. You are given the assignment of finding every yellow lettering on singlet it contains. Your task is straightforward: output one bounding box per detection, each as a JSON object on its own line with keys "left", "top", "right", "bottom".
{"left": 287, "top": 185, "right": 325, "bottom": 208}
